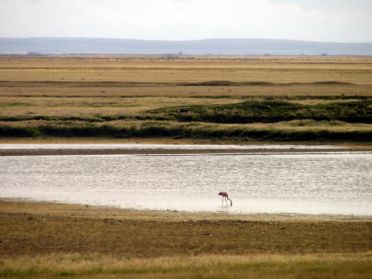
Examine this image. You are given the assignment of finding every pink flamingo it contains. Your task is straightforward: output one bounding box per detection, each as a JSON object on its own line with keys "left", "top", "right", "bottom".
{"left": 218, "top": 192, "right": 232, "bottom": 207}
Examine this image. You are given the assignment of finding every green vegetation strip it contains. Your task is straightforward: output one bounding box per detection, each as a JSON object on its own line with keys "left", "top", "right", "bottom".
{"left": 1, "top": 122, "right": 371, "bottom": 142}
{"left": 2, "top": 99, "right": 369, "bottom": 124}
{"left": 153, "top": 100, "right": 372, "bottom": 124}
{"left": 1, "top": 98, "right": 371, "bottom": 142}
{"left": 0, "top": 254, "right": 371, "bottom": 279}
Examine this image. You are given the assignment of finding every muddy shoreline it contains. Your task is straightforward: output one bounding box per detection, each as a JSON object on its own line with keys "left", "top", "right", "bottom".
{"left": 0, "top": 148, "right": 363, "bottom": 156}
{"left": 1, "top": 145, "right": 371, "bottom": 156}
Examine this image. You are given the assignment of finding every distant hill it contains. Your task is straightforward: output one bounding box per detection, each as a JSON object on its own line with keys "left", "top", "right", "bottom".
{"left": 0, "top": 38, "right": 371, "bottom": 55}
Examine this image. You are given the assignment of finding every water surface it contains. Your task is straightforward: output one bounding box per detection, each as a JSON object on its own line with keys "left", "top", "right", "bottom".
{"left": 0, "top": 145, "right": 371, "bottom": 216}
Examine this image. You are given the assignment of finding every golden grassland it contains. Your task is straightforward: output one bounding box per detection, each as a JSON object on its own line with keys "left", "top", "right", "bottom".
{"left": 1, "top": 56, "right": 372, "bottom": 83}
{"left": 0, "top": 200, "right": 371, "bottom": 278}
{"left": 0, "top": 56, "right": 371, "bottom": 142}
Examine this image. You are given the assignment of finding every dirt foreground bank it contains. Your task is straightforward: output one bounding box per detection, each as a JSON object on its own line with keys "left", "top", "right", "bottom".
{"left": 0, "top": 200, "right": 371, "bottom": 278}
{"left": 0, "top": 200, "right": 371, "bottom": 258}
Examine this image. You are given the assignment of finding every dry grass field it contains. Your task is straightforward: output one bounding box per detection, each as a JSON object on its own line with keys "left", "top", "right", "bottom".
{"left": 0, "top": 55, "right": 371, "bottom": 143}
{"left": 0, "top": 200, "right": 371, "bottom": 278}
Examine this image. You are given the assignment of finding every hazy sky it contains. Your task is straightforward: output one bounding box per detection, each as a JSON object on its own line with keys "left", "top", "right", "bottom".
{"left": 0, "top": 0, "right": 371, "bottom": 42}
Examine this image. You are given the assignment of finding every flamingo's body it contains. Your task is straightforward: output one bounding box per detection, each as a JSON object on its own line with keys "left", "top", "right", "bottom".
{"left": 218, "top": 192, "right": 232, "bottom": 206}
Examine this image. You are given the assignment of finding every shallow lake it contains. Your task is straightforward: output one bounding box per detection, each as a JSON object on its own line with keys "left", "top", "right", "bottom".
{"left": 0, "top": 145, "right": 371, "bottom": 216}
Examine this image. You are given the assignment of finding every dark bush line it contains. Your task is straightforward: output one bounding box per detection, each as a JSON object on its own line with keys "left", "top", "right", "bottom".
{"left": 179, "top": 80, "right": 354, "bottom": 87}
{"left": 0, "top": 114, "right": 173, "bottom": 123}
{"left": 0, "top": 126, "right": 41, "bottom": 137}
{"left": 179, "top": 81, "right": 276, "bottom": 86}
{"left": 0, "top": 115, "right": 104, "bottom": 122}
{"left": 156, "top": 100, "right": 372, "bottom": 124}
{"left": 254, "top": 96, "right": 369, "bottom": 101}
{"left": 1, "top": 80, "right": 354, "bottom": 88}
{"left": 1, "top": 124, "right": 371, "bottom": 142}
{"left": 311, "top": 81, "right": 354, "bottom": 85}
{"left": 2, "top": 99, "right": 370, "bottom": 125}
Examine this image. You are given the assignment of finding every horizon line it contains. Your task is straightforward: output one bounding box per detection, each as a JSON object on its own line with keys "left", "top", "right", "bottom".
{"left": 1, "top": 37, "right": 372, "bottom": 44}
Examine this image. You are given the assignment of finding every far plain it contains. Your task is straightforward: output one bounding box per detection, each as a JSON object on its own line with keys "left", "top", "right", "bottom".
{"left": 0, "top": 55, "right": 371, "bottom": 143}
